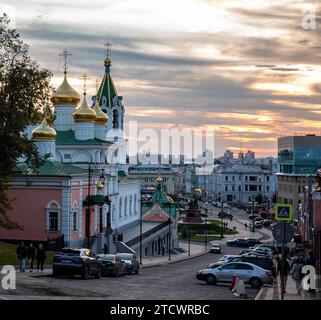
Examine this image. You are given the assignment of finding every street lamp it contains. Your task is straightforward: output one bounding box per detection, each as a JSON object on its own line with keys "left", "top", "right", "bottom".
{"left": 252, "top": 196, "right": 256, "bottom": 233}
{"left": 204, "top": 201, "right": 208, "bottom": 251}
{"left": 168, "top": 202, "right": 171, "bottom": 261}
{"left": 86, "top": 164, "right": 92, "bottom": 249}
{"left": 139, "top": 195, "right": 143, "bottom": 265}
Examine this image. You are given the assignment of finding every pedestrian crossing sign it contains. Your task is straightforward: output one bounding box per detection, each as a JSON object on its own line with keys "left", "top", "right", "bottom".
{"left": 275, "top": 204, "right": 293, "bottom": 221}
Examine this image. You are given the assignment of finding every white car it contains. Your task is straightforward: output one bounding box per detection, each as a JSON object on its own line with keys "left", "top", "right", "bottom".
{"left": 196, "top": 262, "right": 273, "bottom": 288}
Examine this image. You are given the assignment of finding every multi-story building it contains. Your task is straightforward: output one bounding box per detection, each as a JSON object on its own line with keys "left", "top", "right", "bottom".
{"left": 128, "top": 163, "right": 175, "bottom": 194}
{"left": 213, "top": 164, "right": 275, "bottom": 205}
{"left": 277, "top": 135, "right": 321, "bottom": 217}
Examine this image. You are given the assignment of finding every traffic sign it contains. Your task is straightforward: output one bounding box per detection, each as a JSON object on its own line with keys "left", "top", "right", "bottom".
{"left": 272, "top": 222, "right": 294, "bottom": 243}
{"left": 275, "top": 204, "right": 293, "bottom": 221}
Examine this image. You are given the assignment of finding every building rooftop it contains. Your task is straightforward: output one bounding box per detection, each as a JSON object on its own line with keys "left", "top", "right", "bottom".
{"left": 56, "top": 130, "right": 112, "bottom": 146}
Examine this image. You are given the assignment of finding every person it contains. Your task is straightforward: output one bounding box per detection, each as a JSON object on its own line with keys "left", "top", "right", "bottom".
{"left": 290, "top": 258, "right": 303, "bottom": 295}
{"left": 306, "top": 251, "right": 316, "bottom": 267}
{"left": 28, "top": 242, "right": 36, "bottom": 272}
{"left": 103, "top": 244, "right": 108, "bottom": 254}
{"left": 244, "top": 223, "right": 248, "bottom": 230}
{"left": 276, "top": 255, "right": 291, "bottom": 294}
{"left": 16, "top": 242, "right": 27, "bottom": 272}
{"left": 36, "top": 244, "right": 46, "bottom": 272}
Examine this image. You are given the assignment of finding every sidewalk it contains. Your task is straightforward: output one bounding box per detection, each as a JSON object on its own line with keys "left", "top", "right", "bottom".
{"left": 140, "top": 217, "right": 271, "bottom": 268}
{"left": 255, "top": 276, "right": 321, "bottom": 300}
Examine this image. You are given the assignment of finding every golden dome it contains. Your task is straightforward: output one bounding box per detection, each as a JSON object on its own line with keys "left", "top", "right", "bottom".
{"left": 32, "top": 118, "right": 57, "bottom": 140}
{"left": 51, "top": 73, "right": 80, "bottom": 105}
{"left": 96, "top": 181, "right": 104, "bottom": 190}
{"left": 93, "top": 97, "right": 108, "bottom": 125}
{"left": 104, "top": 57, "right": 112, "bottom": 67}
{"left": 156, "top": 175, "right": 163, "bottom": 183}
{"left": 73, "top": 94, "right": 97, "bottom": 123}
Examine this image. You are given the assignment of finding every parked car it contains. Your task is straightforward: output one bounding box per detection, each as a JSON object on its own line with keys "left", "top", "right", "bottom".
{"left": 254, "top": 217, "right": 264, "bottom": 222}
{"left": 174, "top": 247, "right": 187, "bottom": 253}
{"left": 248, "top": 214, "right": 259, "bottom": 220}
{"left": 212, "top": 201, "right": 218, "bottom": 207}
{"left": 218, "top": 211, "right": 233, "bottom": 219}
{"left": 263, "top": 220, "right": 273, "bottom": 227}
{"left": 226, "top": 238, "right": 250, "bottom": 247}
{"left": 243, "top": 238, "right": 261, "bottom": 247}
{"left": 210, "top": 243, "right": 221, "bottom": 254}
{"left": 254, "top": 221, "right": 263, "bottom": 229}
{"left": 117, "top": 253, "right": 140, "bottom": 274}
{"left": 229, "top": 255, "right": 276, "bottom": 277}
{"left": 239, "top": 248, "right": 253, "bottom": 255}
{"left": 53, "top": 248, "right": 102, "bottom": 279}
{"left": 96, "top": 254, "right": 126, "bottom": 277}
{"left": 196, "top": 262, "right": 273, "bottom": 288}
{"left": 208, "top": 255, "right": 239, "bottom": 268}
{"left": 245, "top": 247, "right": 273, "bottom": 257}
{"left": 254, "top": 244, "right": 278, "bottom": 254}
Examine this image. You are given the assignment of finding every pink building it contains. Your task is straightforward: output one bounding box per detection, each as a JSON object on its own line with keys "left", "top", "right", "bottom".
{"left": 1, "top": 161, "right": 110, "bottom": 250}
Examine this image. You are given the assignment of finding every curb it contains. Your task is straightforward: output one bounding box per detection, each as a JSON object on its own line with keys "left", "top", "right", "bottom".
{"left": 141, "top": 250, "right": 208, "bottom": 269}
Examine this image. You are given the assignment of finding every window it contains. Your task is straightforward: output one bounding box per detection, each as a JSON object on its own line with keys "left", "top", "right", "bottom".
{"left": 249, "top": 176, "right": 257, "bottom": 181}
{"left": 222, "top": 263, "right": 236, "bottom": 270}
{"left": 232, "top": 185, "right": 235, "bottom": 192}
{"left": 72, "top": 211, "right": 78, "bottom": 231}
{"left": 232, "top": 176, "right": 235, "bottom": 181}
{"left": 225, "top": 176, "right": 228, "bottom": 181}
{"left": 267, "top": 176, "right": 270, "bottom": 182}
{"left": 267, "top": 186, "right": 270, "bottom": 192}
{"left": 49, "top": 211, "right": 58, "bottom": 231}
{"left": 225, "top": 186, "right": 228, "bottom": 191}
{"left": 235, "top": 263, "right": 253, "bottom": 270}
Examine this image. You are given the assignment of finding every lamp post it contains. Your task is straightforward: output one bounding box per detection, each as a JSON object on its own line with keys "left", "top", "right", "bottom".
{"left": 188, "top": 200, "right": 191, "bottom": 256}
{"left": 252, "top": 197, "right": 256, "bottom": 233}
{"left": 221, "top": 200, "right": 224, "bottom": 239}
{"left": 168, "top": 202, "right": 171, "bottom": 261}
{"left": 86, "top": 164, "right": 92, "bottom": 249}
{"left": 205, "top": 201, "right": 208, "bottom": 251}
{"left": 139, "top": 195, "right": 143, "bottom": 265}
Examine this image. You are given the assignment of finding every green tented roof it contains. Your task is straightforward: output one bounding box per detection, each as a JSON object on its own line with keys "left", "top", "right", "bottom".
{"left": 96, "top": 66, "right": 120, "bottom": 109}
{"left": 83, "top": 195, "right": 109, "bottom": 205}
{"left": 13, "top": 161, "right": 88, "bottom": 177}
{"left": 56, "top": 130, "right": 111, "bottom": 146}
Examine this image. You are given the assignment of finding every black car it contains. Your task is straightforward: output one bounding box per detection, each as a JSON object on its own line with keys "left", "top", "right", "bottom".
{"left": 218, "top": 211, "right": 233, "bottom": 219}
{"left": 226, "top": 238, "right": 250, "bottom": 247}
{"left": 244, "top": 238, "right": 261, "bottom": 247}
{"left": 117, "top": 253, "right": 140, "bottom": 274}
{"left": 53, "top": 248, "right": 102, "bottom": 279}
{"left": 96, "top": 254, "right": 126, "bottom": 277}
{"left": 229, "top": 255, "right": 276, "bottom": 277}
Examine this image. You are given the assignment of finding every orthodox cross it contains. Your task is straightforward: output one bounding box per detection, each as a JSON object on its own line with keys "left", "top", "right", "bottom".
{"left": 59, "top": 49, "right": 72, "bottom": 74}
{"left": 80, "top": 73, "right": 90, "bottom": 95}
{"left": 104, "top": 42, "right": 112, "bottom": 59}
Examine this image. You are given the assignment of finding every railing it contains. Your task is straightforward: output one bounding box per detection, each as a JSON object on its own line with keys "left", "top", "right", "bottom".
{"left": 126, "top": 220, "right": 170, "bottom": 247}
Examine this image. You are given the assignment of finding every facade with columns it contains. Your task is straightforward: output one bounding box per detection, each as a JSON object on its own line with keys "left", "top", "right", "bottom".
{"left": 2, "top": 52, "right": 140, "bottom": 254}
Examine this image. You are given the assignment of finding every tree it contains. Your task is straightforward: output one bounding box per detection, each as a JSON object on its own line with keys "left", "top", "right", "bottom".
{"left": 0, "top": 14, "right": 53, "bottom": 229}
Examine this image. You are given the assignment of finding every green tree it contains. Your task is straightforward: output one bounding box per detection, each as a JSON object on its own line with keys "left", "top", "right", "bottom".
{"left": 0, "top": 14, "right": 53, "bottom": 229}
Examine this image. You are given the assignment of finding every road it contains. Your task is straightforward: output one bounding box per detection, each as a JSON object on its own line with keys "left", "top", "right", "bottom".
{"left": 0, "top": 205, "right": 272, "bottom": 300}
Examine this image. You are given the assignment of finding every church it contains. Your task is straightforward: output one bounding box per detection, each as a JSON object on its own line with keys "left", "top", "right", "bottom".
{"left": 1, "top": 48, "right": 140, "bottom": 254}
{"left": 1, "top": 47, "right": 179, "bottom": 257}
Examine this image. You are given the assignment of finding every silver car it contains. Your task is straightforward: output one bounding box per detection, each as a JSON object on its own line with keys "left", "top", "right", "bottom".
{"left": 208, "top": 255, "right": 239, "bottom": 268}
{"left": 196, "top": 262, "right": 273, "bottom": 288}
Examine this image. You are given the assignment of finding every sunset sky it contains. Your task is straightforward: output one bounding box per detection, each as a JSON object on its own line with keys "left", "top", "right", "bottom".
{"left": 2, "top": 0, "right": 321, "bottom": 158}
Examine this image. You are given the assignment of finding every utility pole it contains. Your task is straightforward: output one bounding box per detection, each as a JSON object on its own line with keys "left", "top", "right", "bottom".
{"left": 281, "top": 220, "right": 285, "bottom": 301}
{"left": 139, "top": 195, "right": 143, "bottom": 265}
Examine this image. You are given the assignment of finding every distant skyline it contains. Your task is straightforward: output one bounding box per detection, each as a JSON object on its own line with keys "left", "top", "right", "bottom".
{"left": 2, "top": 0, "right": 321, "bottom": 157}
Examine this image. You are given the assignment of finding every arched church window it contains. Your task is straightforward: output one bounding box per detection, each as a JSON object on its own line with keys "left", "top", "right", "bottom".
{"left": 112, "top": 109, "right": 119, "bottom": 129}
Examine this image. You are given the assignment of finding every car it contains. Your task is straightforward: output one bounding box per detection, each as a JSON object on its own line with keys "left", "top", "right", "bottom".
{"left": 245, "top": 247, "right": 273, "bottom": 257}
{"left": 210, "top": 243, "right": 221, "bottom": 254}
{"left": 223, "top": 203, "right": 229, "bottom": 208}
{"left": 239, "top": 248, "right": 253, "bottom": 255}
{"left": 169, "top": 249, "right": 180, "bottom": 254}
{"left": 248, "top": 214, "right": 259, "bottom": 220}
{"left": 96, "top": 254, "right": 126, "bottom": 277}
{"left": 254, "top": 244, "right": 278, "bottom": 254}
{"left": 263, "top": 220, "right": 273, "bottom": 227}
{"left": 254, "top": 221, "right": 263, "bottom": 229}
{"left": 212, "top": 201, "right": 218, "bottom": 207}
{"left": 53, "top": 248, "right": 102, "bottom": 279}
{"left": 117, "top": 253, "right": 140, "bottom": 274}
{"left": 229, "top": 255, "right": 276, "bottom": 277}
{"left": 208, "top": 255, "right": 239, "bottom": 268}
{"left": 254, "top": 217, "right": 264, "bottom": 222}
{"left": 196, "top": 262, "right": 273, "bottom": 288}
{"left": 174, "top": 247, "right": 187, "bottom": 253}
{"left": 226, "top": 238, "right": 250, "bottom": 247}
{"left": 243, "top": 238, "right": 261, "bottom": 247}
{"left": 218, "top": 211, "right": 233, "bottom": 219}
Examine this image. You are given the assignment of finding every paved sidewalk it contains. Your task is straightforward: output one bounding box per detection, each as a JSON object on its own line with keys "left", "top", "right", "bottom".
{"left": 255, "top": 276, "right": 321, "bottom": 300}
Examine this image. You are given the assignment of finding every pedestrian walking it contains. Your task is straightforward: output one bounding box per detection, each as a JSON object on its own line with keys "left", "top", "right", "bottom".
{"left": 16, "top": 242, "right": 27, "bottom": 272}
{"left": 244, "top": 223, "right": 248, "bottom": 230}
{"left": 36, "top": 244, "right": 46, "bottom": 271}
{"left": 28, "top": 242, "right": 36, "bottom": 272}
{"left": 290, "top": 258, "right": 303, "bottom": 295}
{"left": 276, "top": 255, "right": 291, "bottom": 294}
